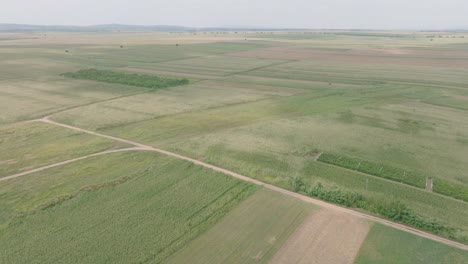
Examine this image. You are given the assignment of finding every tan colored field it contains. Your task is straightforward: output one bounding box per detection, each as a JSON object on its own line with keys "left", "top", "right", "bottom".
{"left": 270, "top": 209, "right": 370, "bottom": 264}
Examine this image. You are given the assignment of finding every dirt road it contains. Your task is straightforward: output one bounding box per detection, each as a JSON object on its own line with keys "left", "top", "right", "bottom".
{"left": 0, "top": 148, "right": 141, "bottom": 182}
{"left": 4, "top": 116, "right": 466, "bottom": 251}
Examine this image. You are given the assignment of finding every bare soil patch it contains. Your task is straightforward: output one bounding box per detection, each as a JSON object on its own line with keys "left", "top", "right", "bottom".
{"left": 269, "top": 209, "right": 370, "bottom": 264}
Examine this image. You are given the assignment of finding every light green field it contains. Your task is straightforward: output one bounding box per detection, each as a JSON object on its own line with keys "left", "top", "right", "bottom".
{"left": 355, "top": 224, "right": 468, "bottom": 264}
{"left": 53, "top": 79, "right": 303, "bottom": 131}
{"left": 0, "top": 121, "right": 127, "bottom": 177}
{"left": 0, "top": 75, "right": 152, "bottom": 124}
{"left": 1, "top": 31, "right": 467, "bottom": 261}
{"left": 0, "top": 151, "right": 257, "bottom": 263}
{"left": 137, "top": 55, "right": 288, "bottom": 77}
{"left": 32, "top": 32, "right": 467, "bottom": 241}
{"left": 89, "top": 87, "right": 468, "bottom": 239}
{"left": 167, "top": 188, "right": 313, "bottom": 264}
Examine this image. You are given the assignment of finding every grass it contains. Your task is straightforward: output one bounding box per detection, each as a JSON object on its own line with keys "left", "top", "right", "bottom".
{"left": 291, "top": 176, "right": 456, "bottom": 237}
{"left": 91, "top": 86, "right": 468, "bottom": 241}
{"left": 51, "top": 80, "right": 299, "bottom": 131}
{"left": 317, "top": 152, "right": 468, "bottom": 202}
{"left": 247, "top": 61, "right": 468, "bottom": 87}
{"left": 355, "top": 224, "right": 468, "bottom": 264}
{"left": 317, "top": 153, "right": 426, "bottom": 188}
{"left": 0, "top": 151, "right": 153, "bottom": 229}
{"left": 62, "top": 68, "right": 189, "bottom": 89}
{"left": 0, "top": 151, "right": 257, "bottom": 263}
{"left": 432, "top": 178, "right": 468, "bottom": 202}
{"left": 167, "top": 188, "right": 314, "bottom": 264}
{"left": 132, "top": 55, "right": 287, "bottom": 77}
{"left": 2, "top": 32, "right": 468, "bottom": 260}
{"left": 0, "top": 73, "right": 152, "bottom": 125}
{"left": 71, "top": 42, "right": 271, "bottom": 66}
{"left": 0, "top": 121, "right": 127, "bottom": 177}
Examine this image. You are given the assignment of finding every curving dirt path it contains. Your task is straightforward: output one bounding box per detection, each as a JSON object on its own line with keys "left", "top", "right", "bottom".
{"left": 0, "top": 147, "right": 142, "bottom": 182}
{"left": 3, "top": 116, "right": 467, "bottom": 251}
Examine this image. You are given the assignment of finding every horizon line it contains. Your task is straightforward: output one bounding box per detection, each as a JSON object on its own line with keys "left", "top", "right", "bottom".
{"left": 1, "top": 23, "right": 467, "bottom": 32}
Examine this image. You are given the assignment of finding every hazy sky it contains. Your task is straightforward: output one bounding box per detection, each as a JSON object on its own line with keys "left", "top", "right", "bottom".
{"left": 2, "top": 0, "right": 468, "bottom": 29}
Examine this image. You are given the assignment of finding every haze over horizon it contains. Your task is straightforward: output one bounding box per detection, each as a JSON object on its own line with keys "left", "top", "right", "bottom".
{"left": 2, "top": 0, "right": 468, "bottom": 30}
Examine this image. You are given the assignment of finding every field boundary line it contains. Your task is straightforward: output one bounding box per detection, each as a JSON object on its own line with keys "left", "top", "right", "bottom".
{"left": 9, "top": 116, "right": 467, "bottom": 250}
{"left": 226, "top": 60, "right": 294, "bottom": 77}
{"left": 0, "top": 147, "right": 142, "bottom": 182}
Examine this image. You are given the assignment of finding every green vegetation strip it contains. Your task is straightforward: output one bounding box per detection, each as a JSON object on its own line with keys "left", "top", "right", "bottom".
{"left": 317, "top": 153, "right": 426, "bottom": 188}
{"left": 433, "top": 178, "right": 468, "bottom": 203}
{"left": 317, "top": 153, "right": 468, "bottom": 202}
{"left": 62, "top": 68, "right": 189, "bottom": 89}
{"left": 290, "top": 177, "right": 458, "bottom": 241}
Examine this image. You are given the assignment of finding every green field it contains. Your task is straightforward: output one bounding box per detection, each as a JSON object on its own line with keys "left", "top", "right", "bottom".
{"left": 0, "top": 121, "right": 127, "bottom": 177}
{"left": 0, "top": 151, "right": 257, "bottom": 263}
{"left": 355, "top": 224, "right": 468, "bottom": 264}
{"left": 317, "top": 153, "right": 468, "bottom": 202}
{"left": 167, "top": 189, "right": 313, "bottom": 264}
{"left": 1, "top": 30, "right": 467, "bottom": 262}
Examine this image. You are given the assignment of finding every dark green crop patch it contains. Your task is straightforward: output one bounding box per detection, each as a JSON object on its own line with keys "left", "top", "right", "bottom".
{"left": 62, "top": 68, "right": 189, "bottom": 89}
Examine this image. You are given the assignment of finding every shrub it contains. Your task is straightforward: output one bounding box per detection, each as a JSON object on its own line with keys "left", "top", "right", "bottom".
{"left": 289, "top": 177, "right": 456, "bottom": 238}
{"left": 62, "top": 69, "right": 189, "bottom": 90}
{"left": 290, "top": 175, "right": 306, "bottom": 192}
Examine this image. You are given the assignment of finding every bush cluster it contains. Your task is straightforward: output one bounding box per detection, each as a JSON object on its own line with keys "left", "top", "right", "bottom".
{"left": 367, "top": 200, "right": 455, "bottom": 236}
{"left": 292, "top": 176, "right": 365, "bottom": 207}
{"left": 62, "top": 69, "right": 189, "bottom": 89}
{"left": 289, "top": 176, "right": 456, "bottom": 237}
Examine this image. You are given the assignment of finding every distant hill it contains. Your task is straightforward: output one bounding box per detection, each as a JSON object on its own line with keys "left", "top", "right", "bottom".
{"left": 0, "top": 23, "right": 305, "bottom": 32}
{"left": 0, "top": 23, "right": 194, "bottom": 32}
{"left": 1, "top": 24, "right": 465, "bottom": 33}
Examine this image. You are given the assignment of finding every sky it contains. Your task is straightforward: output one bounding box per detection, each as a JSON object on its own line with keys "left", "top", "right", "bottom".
{"left": 1, "top": 0, "right": 468, "bottom": 30}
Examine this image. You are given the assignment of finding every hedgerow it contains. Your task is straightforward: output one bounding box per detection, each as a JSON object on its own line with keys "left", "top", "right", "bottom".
{"left": 62, "top": 68, "right": 189, "bottom": 89}
{"left": 289, "top": 176, "right": 456, "bottom": 238}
